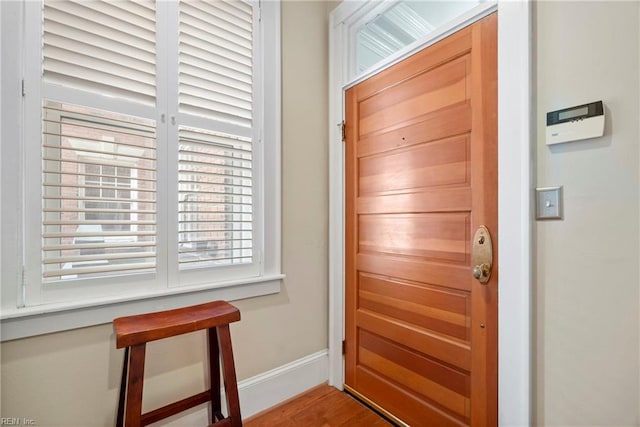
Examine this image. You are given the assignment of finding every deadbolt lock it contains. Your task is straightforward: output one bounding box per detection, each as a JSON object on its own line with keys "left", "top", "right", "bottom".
{"left": 472, "top": 225, "right": 493, "bottom": 284}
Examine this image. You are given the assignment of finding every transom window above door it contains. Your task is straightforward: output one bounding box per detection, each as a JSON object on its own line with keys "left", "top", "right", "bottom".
{"left": 355, "top": 0, "right": 483, "bottom": 75}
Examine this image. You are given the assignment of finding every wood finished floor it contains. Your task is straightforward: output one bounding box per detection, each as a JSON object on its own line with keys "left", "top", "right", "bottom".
{"left": 244, "top": 384, "right": 393, "bottom": 427}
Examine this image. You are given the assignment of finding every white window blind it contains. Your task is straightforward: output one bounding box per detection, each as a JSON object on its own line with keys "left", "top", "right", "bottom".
{"left": 26, "top": 0, "right": 270, "bottom": 300}
{"left": 42, "top": 101, "right": 157, "bottom": 281}
{"left": 41, "top": 0, "right": 158, "bottom": 283}
{"left": 178, "top": 128, "right": 253, "bottom": 268}
{"left": 177, "top": 0, "right": 256, "bottom": 270}
{"left": 178, "top": 0, "right": 253, "bottom": 127}
{"left": 5, "top": 0, "right": 280, "bottom": 319}
{"left": 43, "top": 0, "right": 157, "bottom": 104}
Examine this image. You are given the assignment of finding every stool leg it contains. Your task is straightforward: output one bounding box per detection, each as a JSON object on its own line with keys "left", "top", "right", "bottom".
{"left": 125, "top": 343, "right": 146, "bottom": 427}
{"left": 116, "top": 347, "right": 130, "bottom": 427}
{"left": 208, "top": 327, "right": 223, "bottom": 422}
{"left": 217, "top": 324, "right": 242, "bottom": 427}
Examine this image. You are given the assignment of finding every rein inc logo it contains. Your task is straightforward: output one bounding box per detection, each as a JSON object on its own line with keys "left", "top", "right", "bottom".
{"left": 0, "top": 419, "right": 35, "bottom": 426}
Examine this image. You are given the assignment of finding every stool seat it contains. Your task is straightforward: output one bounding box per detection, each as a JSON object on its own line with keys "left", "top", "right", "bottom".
{"left": 114, "top": 301, "right": 240, "bottom": 348}
{"left": 114, "top": 301, "right": 242, "bottom": 427}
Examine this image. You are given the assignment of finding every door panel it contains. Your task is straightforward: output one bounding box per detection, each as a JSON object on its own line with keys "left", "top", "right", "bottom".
{"left": 356, "top": 101, "right": 471, "bottom": 158}
{"left": 358, "top": 134, "right": 470, "bottom": 195}
{"left": 358, "top": 55, "right": 469, "bottom": 136}
{"left": 359, "top": 330, "right": 470, "bottom": 417}
{"left": 345, "top": 14, "right": 497, "bottom": 427}
{"left": 359, "top": 213, "right": 470, "bottom": 262}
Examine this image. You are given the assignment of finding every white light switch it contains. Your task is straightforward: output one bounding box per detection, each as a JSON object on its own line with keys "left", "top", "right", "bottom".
{"left": 536, "top": 186, "right": 563, "bottom": 220}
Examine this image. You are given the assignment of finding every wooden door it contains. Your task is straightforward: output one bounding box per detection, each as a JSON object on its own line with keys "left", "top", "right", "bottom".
{"left": 344, "top": 14, "right": 497, "bottom": 427}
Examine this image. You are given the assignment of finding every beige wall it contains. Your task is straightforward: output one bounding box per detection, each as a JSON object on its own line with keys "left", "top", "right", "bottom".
{"left": 534, "top": 1, "right": 640, "bottom": 425}
{"left": 0, "top": 2, "right": 332, "bottom": 425}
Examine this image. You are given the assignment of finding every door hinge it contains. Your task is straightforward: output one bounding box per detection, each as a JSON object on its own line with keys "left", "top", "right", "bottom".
{"left": 342, "top": 340, "right": 346, "bottom": 355}
{"left": 21, "top": 79, "right": 26, "bottom": 97}
{"left": 340, "top": 121, "right": 346, "bottom": 142}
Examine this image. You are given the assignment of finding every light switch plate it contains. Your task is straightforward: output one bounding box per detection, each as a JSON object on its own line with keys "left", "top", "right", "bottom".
{"left": 536, "top": 186, "right": 563, "bottom": 220}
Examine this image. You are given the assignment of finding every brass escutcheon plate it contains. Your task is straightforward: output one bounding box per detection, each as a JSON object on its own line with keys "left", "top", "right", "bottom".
{"left": 472, "top": 225, "right": 493, "bottom": 284}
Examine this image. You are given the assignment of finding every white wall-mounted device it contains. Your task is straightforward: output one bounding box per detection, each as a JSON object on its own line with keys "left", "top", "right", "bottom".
{"left": 546, "top": 100, "right": 605, "bottom": 145}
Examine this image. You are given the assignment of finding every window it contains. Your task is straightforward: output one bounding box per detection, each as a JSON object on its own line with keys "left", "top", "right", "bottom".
{"left": 355, "top": 0, "right": 482, "bottom": 75}
{"left": 42, "top": 102, "right": 157, "bottom": 281}
{"left": 5, "top": 0, "right": 281, "bottom": 313}
{"left": 177, "top": 128, "right": 254, "bottom": 269}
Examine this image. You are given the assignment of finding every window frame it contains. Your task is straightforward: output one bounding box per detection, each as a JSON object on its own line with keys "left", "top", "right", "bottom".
{"left": 0, "top": 0, "right": 282, "bottom": 341}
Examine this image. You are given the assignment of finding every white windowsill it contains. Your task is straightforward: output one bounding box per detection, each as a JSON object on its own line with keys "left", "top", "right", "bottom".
{"left": 0, "top": 274, "right": 284, "bottom": 342}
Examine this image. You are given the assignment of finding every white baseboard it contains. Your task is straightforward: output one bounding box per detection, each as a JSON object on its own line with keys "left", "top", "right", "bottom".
{"left": 159, "top": 349, "right": 329, "bottom": 426}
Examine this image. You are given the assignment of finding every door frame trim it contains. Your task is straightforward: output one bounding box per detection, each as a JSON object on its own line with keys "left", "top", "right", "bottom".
{"left": 328, "top": 2, "right": 532, "bottom": 425}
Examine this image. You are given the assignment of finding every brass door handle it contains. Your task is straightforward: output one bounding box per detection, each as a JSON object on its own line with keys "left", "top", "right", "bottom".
{"left": 472, "top": 226, "right": 493, "bottom": 284}
{"left": 473, "top": 263, "right": 491, "bottom": 280}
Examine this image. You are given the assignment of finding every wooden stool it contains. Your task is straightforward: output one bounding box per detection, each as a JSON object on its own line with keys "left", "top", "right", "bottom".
{"left": 114, "top": 301, "right": 242, "bottom": 427}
